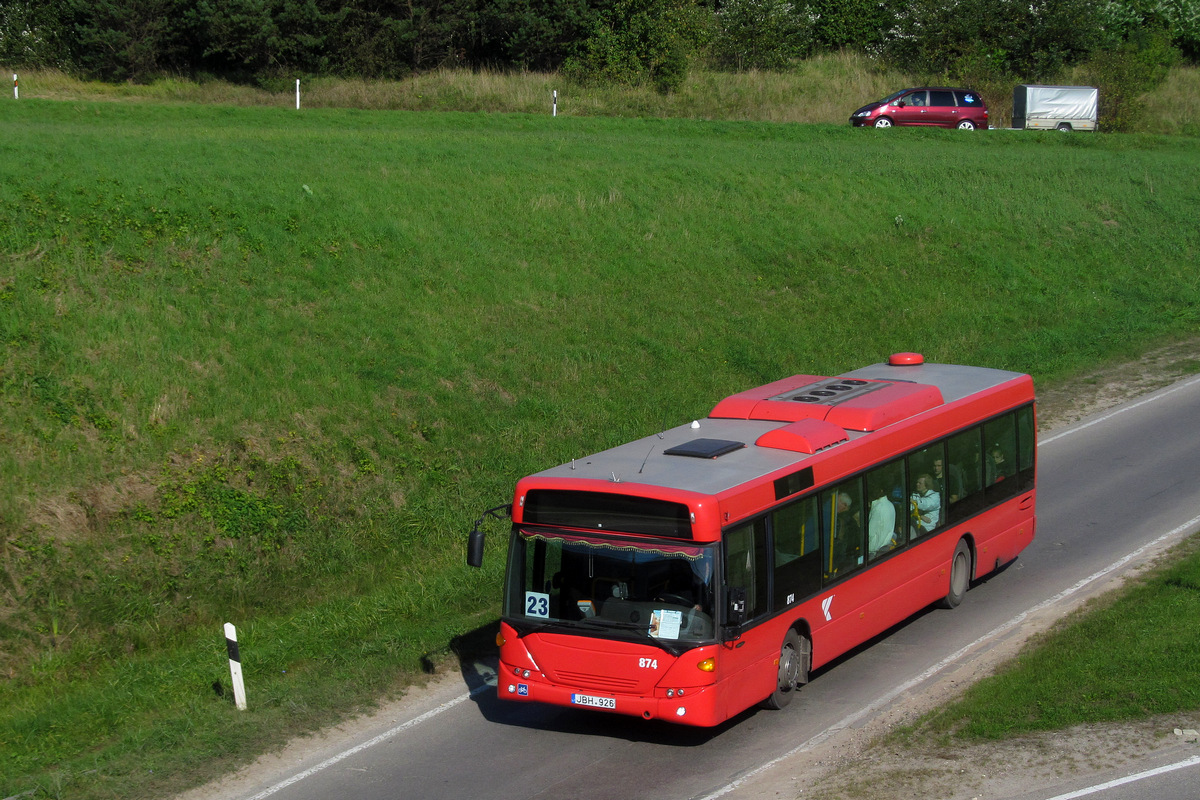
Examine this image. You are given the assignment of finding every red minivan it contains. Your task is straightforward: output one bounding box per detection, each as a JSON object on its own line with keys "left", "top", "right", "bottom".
{"left": 850, "top": 87, "right": 989, "bottom": 130}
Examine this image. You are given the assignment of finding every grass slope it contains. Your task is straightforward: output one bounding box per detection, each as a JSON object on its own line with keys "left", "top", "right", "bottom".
{"left": 913, "top": 533, "right": 1200, "bottom": 737}
{"left": 1, "top": 99, "right": 1199, "bottom": 798}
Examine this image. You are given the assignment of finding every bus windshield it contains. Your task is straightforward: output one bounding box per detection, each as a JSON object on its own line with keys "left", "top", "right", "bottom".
{"left": 505, "top": 528, "right": 716, "bottom": 645}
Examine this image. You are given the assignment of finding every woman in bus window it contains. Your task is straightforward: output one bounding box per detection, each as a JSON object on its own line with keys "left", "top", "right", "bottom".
{"left": 910, "top": 474, "right": 941, "bottom": 533}
{"left": 986, "top": 444, "right": 1009, "bottom": 485}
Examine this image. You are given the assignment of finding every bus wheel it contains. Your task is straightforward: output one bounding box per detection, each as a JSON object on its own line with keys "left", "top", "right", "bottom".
{"left": 764, "top": 630, "right": 810, "bottom": 709}
{"left": 942, "top": 540, "right": 972, "bottom": 609}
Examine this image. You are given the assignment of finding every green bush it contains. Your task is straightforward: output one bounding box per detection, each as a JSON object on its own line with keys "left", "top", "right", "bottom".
{"left": 883, "top": 0, "right": 1102, "bottom": 82}
{"left": 1080, "top": 27, "right": 1181, "bottom": 131}
{"left": 559, "top": 0, "right": 707, "bottom": 92}
{"left": 708, "top": 0, "right": 812, "bottom": 71}
{"left": 0, "top": 0, "right": 70, "bottom": 69}
{"left": 806, "top": 0, "right": 897, "bottom": 52}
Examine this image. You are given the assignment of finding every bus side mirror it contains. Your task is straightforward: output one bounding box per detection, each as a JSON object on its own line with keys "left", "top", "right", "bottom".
{"left": 466, "top": 503, "right": 512, "bottom": 568}
{"left": 467, "top": 529, "right": 486, "bottom": 568}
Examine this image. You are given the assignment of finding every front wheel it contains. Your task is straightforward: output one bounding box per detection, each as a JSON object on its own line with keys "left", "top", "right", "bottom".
{"left": 957, "top": 119, "right": 977, "bottom": 130}
{"left": 763, "top": 629, "right": 811, "bottom": 709}
{"left": 941, "top": 539, "right": 972, "bottom": 609}
{"left": 874, "top": 117, "right": 893, "bottom": 129}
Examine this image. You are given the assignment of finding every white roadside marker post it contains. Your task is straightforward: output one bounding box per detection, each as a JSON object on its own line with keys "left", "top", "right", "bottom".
{"left": 224, "top": 622, "right": 248, "bottom": 710}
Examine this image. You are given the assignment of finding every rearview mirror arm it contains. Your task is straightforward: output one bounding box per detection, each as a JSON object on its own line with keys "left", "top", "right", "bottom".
{"left": 466, "top": 503, "right": 513, "bottom": 568}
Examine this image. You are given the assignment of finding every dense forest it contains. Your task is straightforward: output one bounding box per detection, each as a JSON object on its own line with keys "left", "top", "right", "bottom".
{"left": 1, "top": 0, "right": 1196, "bottom": 94}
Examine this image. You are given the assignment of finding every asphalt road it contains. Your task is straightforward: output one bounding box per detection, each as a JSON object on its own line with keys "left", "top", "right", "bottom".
{"left": 213, "top": 372, "right": 1200, "bottom": 800}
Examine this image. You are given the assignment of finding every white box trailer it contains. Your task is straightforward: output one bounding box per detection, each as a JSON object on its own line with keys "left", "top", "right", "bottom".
{"left": 1012, "top": 85, "right": 1099, "bottom": 132}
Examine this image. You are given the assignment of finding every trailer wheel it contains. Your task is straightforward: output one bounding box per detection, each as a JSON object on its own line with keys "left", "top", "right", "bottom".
{"left": 763, "top": 630, "right": 811, "bottom": 709}
{"left": 1057, "top": 123, "right": 1073, "bottom": 132}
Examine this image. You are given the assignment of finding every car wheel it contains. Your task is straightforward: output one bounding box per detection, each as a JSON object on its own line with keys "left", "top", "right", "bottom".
{"left": 956, "top": 119, "right": 977, "bottom": 130}
{"left": 873, "top": 117, "right": 893, "bottom": 129}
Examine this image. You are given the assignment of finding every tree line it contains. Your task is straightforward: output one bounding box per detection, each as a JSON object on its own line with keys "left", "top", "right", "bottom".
{"left": 1, "top": 0, "right": 1196, "bottom": 94}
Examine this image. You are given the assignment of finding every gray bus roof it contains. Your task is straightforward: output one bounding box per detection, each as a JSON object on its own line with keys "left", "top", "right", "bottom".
{"left": 530, "top": 360, "right": 1028, "bottom": 497}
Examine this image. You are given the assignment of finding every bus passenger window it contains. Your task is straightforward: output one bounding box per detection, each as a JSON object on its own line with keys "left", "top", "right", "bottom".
{"left": 772, "top": 497, "right": 822, "bottom": 606}
{"left": 865, "top": 459, "right": 905, "bottom": 559}
{"left": 907, "top": 445, "right": 943, "bottom": 537}
{"left": 983, "top": 414, "right": 1019, "bottom": 504}
{"left": 946, "top": 428, "right": 983, "bottom": 522}
{"left": 1017, "top": 405, "right": 1036, "bottom": 490}
{"left": 822, "top": 480, "right": 864, "bottom": 581}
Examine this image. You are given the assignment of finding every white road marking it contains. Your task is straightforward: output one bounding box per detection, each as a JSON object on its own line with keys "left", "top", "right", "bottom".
{"left": 1040, "top": 374, "right": 1200, "bottom": 446}
{"left": 1041, "top": 755, "right": 1200, "bottom": 799}
{"left": 243, "top": 683, "right": 491, "bottom": 800}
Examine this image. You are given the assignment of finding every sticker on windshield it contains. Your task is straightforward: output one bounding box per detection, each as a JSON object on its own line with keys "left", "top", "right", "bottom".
{"left": 964, "top": 94, "right": 976, "bottom": 103}
{"left": 525, "top": 591, "right": 550, "bottom": 619}
{"left": 649, "top": 609, "right": 683, "bottom": 639}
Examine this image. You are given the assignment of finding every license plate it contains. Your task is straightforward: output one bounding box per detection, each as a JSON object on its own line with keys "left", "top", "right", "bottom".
{"left": 571, "top": 693, "right": 616, "bottom": 710}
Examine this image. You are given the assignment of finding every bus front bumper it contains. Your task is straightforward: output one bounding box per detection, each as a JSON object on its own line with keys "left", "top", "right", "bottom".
{"left": 496, "top": 661, "right": 723, "bottom": 727}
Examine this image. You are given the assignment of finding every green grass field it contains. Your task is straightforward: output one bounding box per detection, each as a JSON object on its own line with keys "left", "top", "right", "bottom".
{"left": 2, "top": 96, "right": 1199, "bottom": 799}
{"left": 907, "top": 531, "right": 1200, "bottom": 736}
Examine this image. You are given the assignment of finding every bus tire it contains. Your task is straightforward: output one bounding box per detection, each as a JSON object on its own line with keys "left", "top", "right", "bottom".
{"left": 942, "top": 539, "right": 972, "bottom": 609}
{"left": 764, "top": 629, "right": 810, "bottom": 709}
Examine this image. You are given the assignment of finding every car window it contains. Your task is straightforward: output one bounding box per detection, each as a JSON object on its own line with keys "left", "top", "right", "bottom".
{"left": 930, "top": 90, "right": 954, "bottom": 106}
{"left": 955, "top": 90, "right": 983, "bottom": 107}
{"left": 904, "top": 91, "right": 927, "bottom": 107}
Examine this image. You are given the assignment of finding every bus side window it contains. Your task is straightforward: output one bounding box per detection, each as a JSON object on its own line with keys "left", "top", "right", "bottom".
{"left": 772, "top": 497, "right": 822, "bottom": 607}
{"left": 946, "top": 427, "right": 983, "bottom": 523}
{"left": 725, "top": 518, "right": 769, "bottom": 621}
{"left": 821, "top": 479, "right": 864, "bottom": 581}
{"left": 865, "top": 459, "right": 905, "bottom": 560}
{"left": 983, "top": 414, "right": 1019, "bottom": 504}
{"left": 907, "top": 445, "right": 943, "bottom": 537}
{"left": 1016, "top": 405, "right": 1036, "bottom": 491}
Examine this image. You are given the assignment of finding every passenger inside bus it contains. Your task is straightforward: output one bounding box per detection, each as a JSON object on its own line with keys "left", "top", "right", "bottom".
{"left": 824, "top": 490, "right": 863, "bottom": 576}
{"left": 868, "top": 490, "right": 897, "bottom": 556}
{"left": 932, "top": 457, "right": 957, "bottom": 501}
{"left": 910, "top": 474, "right": 941, "bottom": 533}
{"left": 986, "top": 444, "right": 1009, "bottom": 485}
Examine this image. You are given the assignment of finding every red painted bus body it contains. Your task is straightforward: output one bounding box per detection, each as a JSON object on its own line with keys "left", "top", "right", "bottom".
{"left": 477, "top": 355, "right": 1036, "bottom": 727}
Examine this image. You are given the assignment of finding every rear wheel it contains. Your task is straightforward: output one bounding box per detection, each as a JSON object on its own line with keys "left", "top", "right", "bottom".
{"left": 763, "top": 629, "right": 811, "bottom": 709}
{"left": 874, "top": 117, "right": 893, "bottom": 129}
{"left": 942, "top": 540, "right": 972, "bottom": 609}
{"left": 957, "top": 119, "right": 977, "bottom": 130}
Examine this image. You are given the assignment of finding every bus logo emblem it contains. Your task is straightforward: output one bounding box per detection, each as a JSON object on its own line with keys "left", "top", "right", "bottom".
{"left": 822, "top": 596, "right": 835, "bottom": 621}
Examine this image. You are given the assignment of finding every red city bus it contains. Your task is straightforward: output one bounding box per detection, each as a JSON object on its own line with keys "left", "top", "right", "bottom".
{"left": 466, "top": 353, "right": 1036, "bottom": 726}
